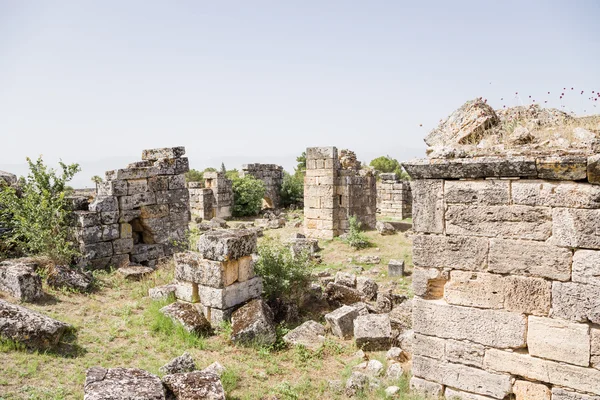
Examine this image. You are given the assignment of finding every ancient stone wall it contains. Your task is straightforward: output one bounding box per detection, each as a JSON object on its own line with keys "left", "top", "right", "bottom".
{"left": 188, "top": 172, "right": 233, "bottom": 220}
{"left": 240, "top": 164, "right": 283, "bottom": 209}
{"left": 304, "top": 147, "right": 376, "bottom": 239}
{"left": 73, "top": 147, "right": 190, "bottom": 269}
{"left": 376, "top": 173, "right": 412, "bottom": 219}
{"left": 404, "top": 155, "right": 600, "bottom": 399}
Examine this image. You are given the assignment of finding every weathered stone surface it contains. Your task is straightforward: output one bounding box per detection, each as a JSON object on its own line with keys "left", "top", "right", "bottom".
{"left": 386, "top": 347, "right": 408, "bottom": 363}
{"left": 356, "top": 277, "right": 378, "bottom": 301}
{"left": 149, "top": 283, "right": 178, "bottom": 300}
{"left": 46, "top": 265, "right": 93, "bottom": 293}
{"left": 160, "top": 302, "right": 212, "bottom": 335}
{"left": 174, "top": 251, "right": 248, "bottom": 288}
{"left": 512, "top": 181, "right": 600, "bottom": 209}
{"left": 353, "top": 359, "right": 384, "bottom": 377}
{"left": 196, "top": 230, "right": 257, "bottom": 261}
{"left": 445, "top": 339, "right": 485, "bottom": 368}
{"left": 117, "top": 265, "right": 154, "bottom": 280}
{"left": 387, "top": 259, "right": 404, "bottom": 277}
{"left": 527, "top": 316, "right": 591, "bottom": 366}
{"left": 573, "top": 250, "right": 600, "bottom": 286}
{"left": 334, "top": 271, "right": 356, "bottom": 288}
{"left": 413, "top": 355, "right": 512, "bottom": 399}
{"left": 201, "top": 362, "right": 226, "bottom": 378}
{"left": 345, "top": 371, "right": 370, "bottom": 397}
{"left": 536, "top": 156, "right": 588, "bottom": 180}
{"left": 162, "top": 371, "right": 225, "bottom": 400}
{"left": 411, "top": 180, "right": 444, "bottom": 233}
{"left": 445, "top": 180, "right": 510, "bottom": 205}
{"left": 412, "top": 267, "right": 447, "bottom": 299}
{"left": 197, "top": 277, "right": 262, "bottom": 309}
{"left": 231, "top": 299, "right": 276, "bottom": 346}
{"left": 409, "top": 377, "right": 443, "bottom": 397}
{"left": 84, "top": 367, "right": 166, "bottom": 400}
{"left": 444, "top": 271, "right": 504, "bottom": 309}
{"left": 488, "top": 239, "right": 572, "bottom": 281}
{"left": 282, "top": 320, "right": 326, "bottom": 350}
{"left": 159, "top": 352, "right": 196, "bottom": 374}
{"left": 89, "top": 196, "right": 119, "bottom": 212}
{"left": 552, "top": 282, "right": 600, "bottom": 324}
{"left": 325, "top": 305, "right": 359, "bottom": 339}
{"left": 375, "top": 290, "right": 406, "bottom": 314}
{"left": 589, "top": 154, "right": 600, "bottom": 185}
{"left": 485, "top": 348, "right": 600, "bottom": 395}
{"left": 445, "top": 388, "right": 498, "bottom": 399}
{"left": 0, "top": 170, "right": 17, "bottom": 186}
{"left": 513, "top": 380, "right": 551, "bottom": 400}
{"left": 324, "top": 282, "right": 363, "bottom": 305}
{"left": 375, "top": 221, "right": 395, "bottom": 235}
{"left": 403, "top": 156, "right": 538, "bottom": 180}
{"left": 353, "top": 255, "right": 381, "bottom": 264}
{"left": 446, "top": 205, "right": 552, "bottom": 240}
{"left": 389, "top": 298, "right": 413, "bottom": 331}
{"left": 553, "top": 388, "right": 600, "bottom": 400}
{"left": 413, "top": 333, "right": 445, "bottom": 360}
{"left": 0, "top": 260, "right": 43, "bottom": 301}
{"left": 592, "top": 328, "right": 600, "bottom": 369}
{"left": 551, "top": 208, "right": 600, "bottom": 249}
{"left": 142, "top": 147, "right": 186, "bottom": 161}
{"left": 354, "top": 314, "right": 392, "bottom": 351}
{"left": 504, "top": 275, "right": 551, "bottom": 316}
{"left": 413, "top": 299, "right": 526, "bottom": 348}
{"left": 385, "top": 385, "right": 401, "bottom": 396}
{"left": 0, "top": 299, "right": 71, "bottom": 349}
{"left": 413, "top": 234, "right": 488, "bottom": 271}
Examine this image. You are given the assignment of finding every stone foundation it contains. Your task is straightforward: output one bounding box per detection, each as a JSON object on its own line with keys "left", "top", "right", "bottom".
{"left": 376, "top": 173, "right": 411, "bottom": 219}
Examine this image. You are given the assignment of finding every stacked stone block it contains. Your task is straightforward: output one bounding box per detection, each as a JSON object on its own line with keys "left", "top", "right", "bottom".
{"left": 404, "top": 155, "right": 600, "bottom": 399}
{"left": 188, "top": 183, "right": 214, "bottom": 220}
{"left": 376, "top": 173, "right": 412, "bottom": 219}
{"left": 172, "top": 230, "right": 262, "bottom": 325}
{"left": 204, "top": 172, "right": 233, "bottom": 219}
{"left": 240, "top": 164, "right": 283, "bottom": 209}
{"left": 304, "top": 147, "right": 377, "bottom": 239}
{"left": 74, "top": 147, "right": 190, "bottom": 269}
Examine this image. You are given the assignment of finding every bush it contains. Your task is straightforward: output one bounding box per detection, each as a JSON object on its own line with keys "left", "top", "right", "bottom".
{"left": 343, "top": 216, "right": 370, "bottom": 250}
{"left": 185, "top": 169, "right": 204, "bottom": 184}
{"left": 254, "top": 237, "right": 312, "bottom": 303}
{"left": 232, "top": 175, "right": 266, "bottom": 217}
{"left": 0, "top": 157, "right": 81, "bottom": 264}
{"left": 279, "top": 172, "right": 304, "bottom": 208}
{"left": 369, "top": 155, "right": 410, "bottom": 180}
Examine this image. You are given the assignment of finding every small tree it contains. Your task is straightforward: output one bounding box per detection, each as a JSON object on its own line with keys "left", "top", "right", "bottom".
{"left": 220, "top": 162, "right": 227, "bottom": 174}
{"left": 185, "top": 169, "right": 204, "bottom": 184}
{"left": 91, "top": 175, "right": 103, "bottom": 190}
{"left": 295, "top": 151, "right": 307, "bottom": 176}
{"left": 231, "top": 176, "right": 265, "bottom": 217}
{"left": 369, "top": 155, "right": 410, "bottom": 180}
{"left": 0, "top": 157, "right": 81, "bottom": 264}
{"left": 225, "top": 169, "right": 239, "bottom": 181}
{"left": 279, "top": 172, "right": 303, "bottom": 208}
{"left": 343, "top": 215, "right": 370, "bottom": 250}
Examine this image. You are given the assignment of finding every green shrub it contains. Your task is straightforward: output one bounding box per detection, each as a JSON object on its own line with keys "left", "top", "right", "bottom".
{"left": 369, "top": 155, "right": 410, "bottom": 180}
{"left": 343, "top": 216, "right": 370, "bottom": 250}
{"left": 279, "top": 172, "right": 304, "bottom": 208}
{"left": 0, "top": 157, "right": 80, "bottom": 264}
{"left": 185, "top": 169, "right": 204, "bottom": 184}
{"left": 232, "top": 175, "right": 266, "bottom": 217}
{"left": 254, "top": 237, "right": 312, "bottom": 303}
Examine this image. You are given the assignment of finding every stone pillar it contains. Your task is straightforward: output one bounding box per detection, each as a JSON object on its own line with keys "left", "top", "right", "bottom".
{"left": 376, "top": 173, "right": 412, "bottom": 219}
{"left": 204, "top": 172, "right": 233, "bottom": 219}
{"left": 304, "top": 147, "right": 339, "bottom": 239}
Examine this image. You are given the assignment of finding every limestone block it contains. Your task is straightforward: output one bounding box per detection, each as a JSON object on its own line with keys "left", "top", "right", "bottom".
{"left": 324, "top": 282, "right": 364, "bottom": 305}
{"left": 101, "top": 224, "right": 119, "bottom": 241}
{"left": 197, "top": 277, "right": 262, "bottom": 309}
{"left": 81, "top": 242, "right": 113, "bottom": 259}
{"left": 484, "top": 348, "right": 600, "bottom": 395}
{"left": 231, "top": 299, "right": 276, "bottom": 346}
{"left": 75, "top": 211, "right": 102, "bottom": 227}
{"left": 552, "top": 388, "right": 600, "bottom": 400}
{"left": 527, "top": 316, "right": 590, "bottom": 366}
{"left": 168, "top": 175, "right": 186, "bottom": 189}
{"left": 413, "top": 299, "right": 526, "bottom": 348}
{"left": 536, "top": 156, "right": 588, "bottom": 180}
{"left": 156, "top": 189, "right": 189, "bottom": 205}
{"left": 409, "top": 377, "right": 443, "bottom": 397}
{"left": 552, "top": 282, "right": 600, "bottom": 324}
{"left": 551, "top": 208, "right": 600, "bottom": 249}
{"left": 140, "top": 204, "right": 169, "bottom": 219}
{"left": 108, "top": 167, "right": 155, "bottom": 181}
{"left": 413, "top": 355, "right": 512, "bottom": 399}
{"left": 413, "top": 333, "right": 445, "bottom": 359}
{"left": 160, "top": 301, "right": 212, "bottom": 335}
{"left": 119, "top": 192, "right": 156, "bottom": 210}
{"left": 444, "top": 271, "right": 504, "bottom": 309}
{"left": 334, "top": 271, "right": 357, "bottom": 288}
{"left": 89, "top": 196, "right": 119, "bottom": 212}
{"left": 112, "top": 238, "right": 134, "bottom": 255}
{"left": 592, "top": 328, "right": 600, "bottom": 369}
{"left": 573, "top": 250, "right": 600, "bottom": 286}
{"left": 356, "top": 277, "right": 378, "bottom": 301}
{"left": 0, "top": 261, "right": 42, "bottom": 302}
{"left": 142, "top": 146, "right": 185, "bottom": 161}
{"left": 446, "top": 205, "right": 552, "bottom": 240}
{"left": 488, "top": 239, "right": 571, "bottom": 281}
{"left": 174, "top": 281, "right": 199, "bottom": 303}
{"left": 445, "top": 339, "right": 485, "bottom": 368}
{"left": 387, "top": 259, "right": 405, "bottom": 277}
{"left": 162, "top": 371, "right": 225, "bottom": 400}
{"left": 444, "top": 388, "right": 497, "bottom": 400}
{"left": 148, "top": 284, "right": 177, "bottom": 300}
{"left": 127, "top": 179, "right": 148, "bottom": 195}
{"left": 282, "top": 320, "right": 326, "bottom": 350}
{"left": 174, "top": 158, "right": 189, "bottom": 174}
{"left": 119, "top": 209, "right": 141, "bottom": 223}
{"left": 445, "top": 180, "right": 510, "bottom": 205}
{"left": 512, "top": 180, "right": 600, "bottom": 209}
{"left": 413, "top": 234, "right": 488, "bottom": 271}
{"left": 589, "top": 154, "right": 600, "bottom": 185}
{"left": 237, "top": 256, "right": 255, "bottom": 282}
{"left": 411, "top": 180, "right": 444, "bottom": 234}
{"left": 402, "top": 156, "right": 537, "bottom": 180}
{"left": 197, "top": 230, "right": 257, "bottom": 262}
{"left": 148, "top": 176, "right": 169, "bottom": 191}
{"left": 130, "top": 244, "right": 164, "bottom": 262}
{"left": 84, "top": 367, "right": 166, "bottom": 400}
{"left": 77, "top": 226, "right": 103, "bottom": 243}
{"left": 354, "top": 314, "right": 392, "bottom": 351}
{"left": 512, "top": 380, "right": 551, "bottom": 400}
{"left": 504, "top": 275, "right": 551, "bottom": 316}
{"left": 174, "top": 251, "right": 239, "bottom": 288}
{"left": 412, "top": 267, "right": 447, "bottom": 299}
{"left": 325, "top": 305, "right": 359, "bottom": 339}
{"left": 119, "top": 223, "right": 132, "bottom": 239}
{"left": 100, "top": 212, "right": 119, "bottom": 224}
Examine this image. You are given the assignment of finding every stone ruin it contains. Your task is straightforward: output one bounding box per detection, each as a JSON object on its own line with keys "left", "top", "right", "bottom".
{"left": 188, "top": 172, "right": 233, "bottom": 220}
{"left": 376, "top": 173, "right": 412, "bottom": 219}
{"left": 304, "top": 147, "right": 376, "bottom": 239}
{"left": 240, "top": 164, "right": 284, "bottom": 209}
{"left": 73, "top": 147, "right": 190, "bottom": 269}
{"left": 403, "top": 101, "right": 600, "bottom": 399}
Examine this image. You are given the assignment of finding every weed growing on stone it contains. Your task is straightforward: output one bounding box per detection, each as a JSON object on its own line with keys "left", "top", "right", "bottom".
{"left": 344, "top": 216, "right": 371, "bottom": 250}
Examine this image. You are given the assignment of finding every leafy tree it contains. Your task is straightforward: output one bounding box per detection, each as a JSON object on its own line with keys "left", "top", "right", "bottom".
{"left": 225, "top": 169, "right": 239, "bottom": 181}
{"left": 204, "top": 167, "right": 217, "bottom": 173}
{"left": 0, "top": 157, "right": 81, "bottom": 264}
{"left": 279, "top": 172, "right": 303, "bottom": 208}
{"left": 369, "top": 155, "right": 410, "bottom": 180}
{"left": 295, "top": 151, "right": 307, "bottom": 176}
{"left": 91, "top": 175, "right": 103, "bottom": 190}
{"left": 220, "top": 162, "right": 227, "bottom": 174}
{"left": 185, "top": 169, "right": 204, "bottom": 184}
{"left": 231, "top": 175, "right": 266, "bottom": 217}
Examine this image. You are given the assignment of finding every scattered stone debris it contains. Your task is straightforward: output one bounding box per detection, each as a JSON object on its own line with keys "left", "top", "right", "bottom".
{"left": 46, "top": 264, "right": 94, "bottom": 292}
{"left": 354, "top": 255, "right": 381, "bottom": 265}
{"left": 356, "top": 277, "right": 378, "bottom": 301}
{"left": 325, "top": 305, "right": 359, "bottom": 339}
{"left": 148, "top": 283, "right": 178, "bottom": 300}
{"left": 353, "top": 359, "right": 384, "bottom": 377}
{"left": 283, "top": 320, "right": 326, "bottom": 350}
{"left": 159, "top": 352, "right": 197, "bottom": 375}
{"left": 345, "top": 371, "right": 370, "bottom": 397}
{"left": 324, "top": 282, "right": 363, "bottom": 306}
{"left": 0, "top": 259, "right": 43, "bottom": 302}
{"left": 375, "top": 221, "right": 396, "bottom": 236}
{"left": 387, "top": 259, "right": 405, "bottom": 277}
{"left": 354, "top": 314, "right": 392, "bottom": 351}
{"left": 201, "top": 361, "right": 226, "bottom": 378}
{"left": 386, "top": 363, "right": 403, "bottom": 380}
{"left": 84, "top": 367, "right": 166, "bottom": 400}
{"left": 160, "top": 302, "right": 212, "bottom": 336}
{"left": 334, "top": 271, "right": 357, "bottom": 288}
{"left": 117, "top": 264, "right": 154, "bottom": 280}
{"left": 162, "top": 371, "right": 226, "bottom": 400}
{"left": 230, "top": 299, "right": 276, "bottom": 346}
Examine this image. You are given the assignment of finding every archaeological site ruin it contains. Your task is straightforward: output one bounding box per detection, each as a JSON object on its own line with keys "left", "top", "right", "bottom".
{"left": 188, "top": 171, "right": 233, "bottom": 220}
{"left": 376, "top": 173, "right": 412, "bottom": 219}
{"left": 240, "top": 163, "right": 284, "bottom": 209}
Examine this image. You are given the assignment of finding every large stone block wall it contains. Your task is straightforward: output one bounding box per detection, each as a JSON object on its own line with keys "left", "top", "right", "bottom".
{"left": 376, "top": 173, "right": 412, "bottom": 219}
{"left": 73, "top": 147, "right": 190, "bottom": 269}
{"left": 404, "top": 155, "right": 600, "bottom": 399}
{"left": 304, "top": 147, "right": 377, "bottom": 239}
{"left": 240, "top": 164, "right": 283, "bottom": 209}
{"left": 188, "top": 172, "right": 233, "bottom": 220}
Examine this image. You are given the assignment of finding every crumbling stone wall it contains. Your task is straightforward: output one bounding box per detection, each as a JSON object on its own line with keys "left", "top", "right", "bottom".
{"left": 73, "top": 147, "right": 190, "bottom": 269}
{"left": 188, "top": 172, "right": 233, "bottom": 220}
{"left": 240, "top": 164, "right": 283, "bottom": 209}
{"left": 404, "top": 154, "right": 600, "bottom": 399}
{"left": 376, "top": 173, "right": 412, "bottom": 219}
{"left": 304, "top": 147, "right": 376, "bottom": 239}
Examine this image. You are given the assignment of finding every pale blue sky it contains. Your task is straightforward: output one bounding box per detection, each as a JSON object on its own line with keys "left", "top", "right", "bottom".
{"left": 1, "top": 1, "right": 599, "bottom": 187}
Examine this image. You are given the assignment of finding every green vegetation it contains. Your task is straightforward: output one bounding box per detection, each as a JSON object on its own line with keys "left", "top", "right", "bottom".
{"left": 279, "top": 172, "right": 304, "bottom": 208}
{"left": 369, "top": 155, "right": 410, "bottom": 180}
{"left": 295, "top": 151, "right": 307, "bottom": 175}
{"left": 231, "top": 175, "right": 266, "bottom": 217}
{"left": 184, "top": 168, "right": 204, "bottom": 184}
{"left": 0, "top": 156, "right": 81, "bottom": 264}
{"left": 343, "top": 216, "right": 371, "bottom": 250}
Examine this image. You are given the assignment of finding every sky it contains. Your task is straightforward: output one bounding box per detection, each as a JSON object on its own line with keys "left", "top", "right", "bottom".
{"left": 1, "top": 0, "right": 599, "bottom": 188}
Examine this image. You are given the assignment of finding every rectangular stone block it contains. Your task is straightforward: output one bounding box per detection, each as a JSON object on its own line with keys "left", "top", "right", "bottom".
{"left": 589, "top": 154, "right": 600, "bottom": 185}
{"left": 488, "top": 239, "right": 572, "bottom": 281}
{"left": 237, "top": 256, "right": 255, "bottom": 282}
{"left": 513, "top": 380, "right": 551, "bottom": 400}
{"left": 444, "top": 388, "right": 497, "bottom": 400}
{"left": 444, "top": 271, "right": 504, "bottom": 309}
{"left": 80, "top": 241, "right": 113, "bottom": 259}
{"left": 409, "top": 377, "right": 443, "bottom": 398}
{"left": 413, "top": 333, "right": 445, "bottom": 359}
{"left": 141, "top": 147, "right": 185, "bottom": 161}
{"left": 75, "top": 211, "right": 101, "bottom": 227}
{"left": 536, "top": 156, "right": 588, "bottom": 180}
{"left": 101, "top": 224, "right": 120, "bottom": 241}
{"left": 413, "top": 234, "right": 488, "bottom": 271}
{"left": 402, "top": 156, "right": 537, "bottom": 180}
{"left": 197, "top": 277, "right": 262, "bottom": 309}
{"left": 109, "top": 254, "right": 130, "bottom": 269}
{"left": 148, "top": 176, "right": 169, "bottom": 191}
{"left": 196, "top": 230, "right": 257, "bottom": 262}
{"left": 156, "top": 189, "right": 189, "bottom": 205}
{"left": 551, "top": 208, "right": 600, "bottom": 249}
{"left": 445, "top": 339, "right": 485, "bottom": 368}
{"left": 127, "top": 179, "right": 148, "bottom": 195}
{"left": 306, "top": 146, "right": 336, "bottom": 160}
{"left": 168, "top": 175, "right": 186, "bottom": 189}
{"left": 120, "top": 223, "right": 132, "bottom": 239}
{"left": 552, "top": 282, "right": 600, "bottom": 324}
{"left": 173, "top": 281, "right": 199, "bottom": 303}
{"left": 174, "top": 251, "right": 242, "bottom": 288}
{"left": 411, "top": 180, "right": 444, "bottom": 233}
{"left": 96, "top": 180, "right": 128, "bottom": 196}
{"left": 445, "top": 180, "right": 510, "bottom": 205}
{"left": 110, "top": 167, "right": 155, "bottom": 180}
{"left": 552, "top": 388, "right": 600, "bottom": 400}
{"left": 573, "top": 250, "right": 600, "bottom": 286}
{"left": 412, "top": 355, "right": 512, "bottom": 399}
{"left": 504, "top": 275, "right": 551, "bottom": 316}
{"left": 89, "top": 196, "right": 119, "bottom": 212}
{"left": 413, "top": 299, "right": 526, "bottom": 348}
{"left": 512, "top": 180, "right": 600, "bottom": 209}
{"left": 527, "top": 316, "right": 590, "bottom": 367}
{"left": 446, "top": 205, "right": 552, "bottom": 240}
{"left": 119, "top": 209, "right": 141, "bottom": 223}
{"left": 77, "top": 226, "right": 103, "bottom": 243}
{"left": 412, "top": 267, "right": 447, "bottom": 299}
{"left": 100, "top": 212, "right": 119, "bottom": 224}
{"left": 0, "top": 261, "right": 42, "bottom": 302}
{"left": 119, "top": 192, "right": 156, "bottom": 210}
{"left": 592, "top": 328, "right": 600, "bottom": 369}
{"left": 112, "top": 238, "right": 133, "bottom": 255}
{"left": 140, "top": 204, "right": 170, "bottom": 219}
{"left": 484, "top": 348, "right": 600, "bottom": 395}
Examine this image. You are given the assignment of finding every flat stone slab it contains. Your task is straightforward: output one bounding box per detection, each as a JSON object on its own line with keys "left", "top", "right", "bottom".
{"left": 197, "top": 230, "right": 257, "bottom": 262}
{"left": 0, "top": 259, "right": 43, "bottom": 302}
{"left": 84, "top": 367, "right": 166, "bottom": 400}
{"left": 159, "top": 352, "right": 196, "bottom": 375}
{"left": 283, "top": 320, "right": 326, "bottom": 349}
{"left": 162, "top": 371, "right": 225, "bottom": 400}
{"left": 117, "top": 265, "right": 154, "bottom": 281}
{"left": 160, "top": 302, "right": 212, "bottom": 336}
{"left": 46, "top": 265, "right": 93, "bottom": 292}
{"left": 231, "top": 299, "right": 276, "bottom": 346}
{"left": 354, "top": 314, "right": 392, "bottom": 351}
{"left": 0, "top": 299, "right": 71, "bottom": 349}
